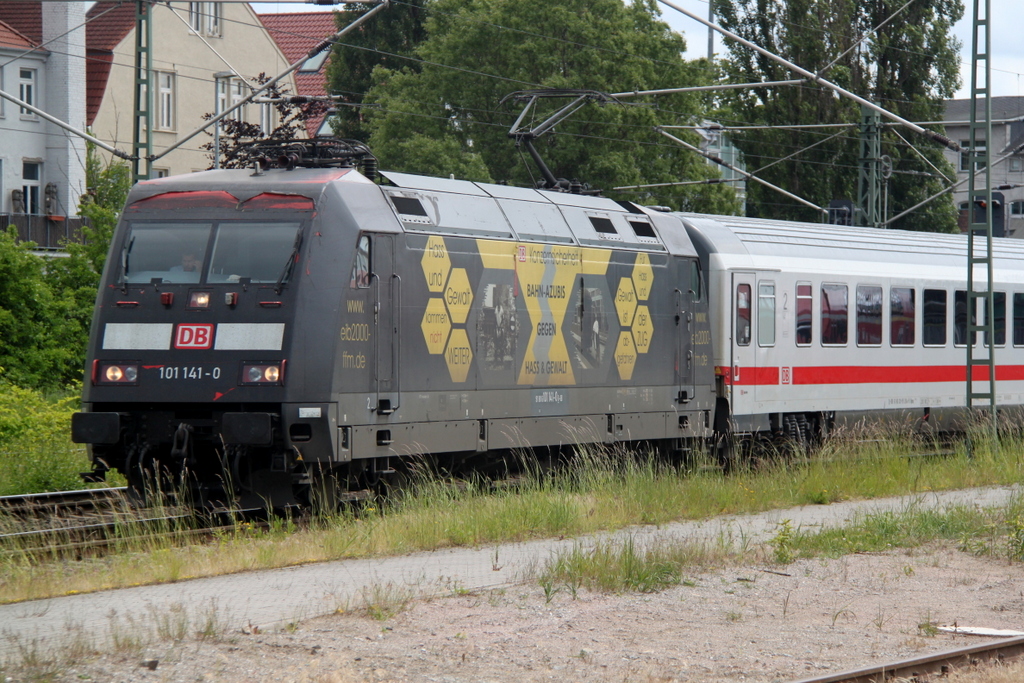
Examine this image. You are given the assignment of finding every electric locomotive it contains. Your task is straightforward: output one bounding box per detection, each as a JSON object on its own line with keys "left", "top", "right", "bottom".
{"left": 73, "top": 141, "right": 716, "bottom": 507}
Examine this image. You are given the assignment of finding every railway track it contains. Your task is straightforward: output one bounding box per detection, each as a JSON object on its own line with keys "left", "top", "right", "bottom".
{"left": 791, "top": 635, "right": 1024, "bottom": 683}
{"left": 0, "top": 486, "right": 128, "bottom": 516}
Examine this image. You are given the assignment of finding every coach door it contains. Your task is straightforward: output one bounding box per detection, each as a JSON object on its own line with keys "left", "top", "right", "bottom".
{"left": 730, "top": 272, "right": 756, "bottom": 414}
{"left": 373, "top": 234, "right": 400, "bottom": 414}
{"left": 674, "top": 286, "right": 694, "bottom": 403}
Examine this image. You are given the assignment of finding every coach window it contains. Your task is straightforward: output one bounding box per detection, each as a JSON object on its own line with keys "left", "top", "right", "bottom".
{"left": 350, "top": 234, "right": 370, "bottom": 288}
{"left": 795, "top": 283, "right": 812, "bottom": 345}
{"left": 1014, "top": 294, "right": 1024, "bottom": 345}
{"left": 923, "top": 289, "right": 947, "bottom": 346}
{"left": 890, "top": 287, "right": 915, "bottom": 346}
{"left": 856, "top": 285, "right": 883, "bottom": 346}
{"left": 984, "top": 292, "right": 1006, "bottom": 346}
{"left": 821, "top": 284, "right": 848, "bottom": 345}
{"left": 758, "top": 282, "right": 775, "bottom": 346}
{"left": 736, "top": 284, "right": 751, "bottom": 346}
{"left": 954, "top": 290, "right": 977, "bottom": 345}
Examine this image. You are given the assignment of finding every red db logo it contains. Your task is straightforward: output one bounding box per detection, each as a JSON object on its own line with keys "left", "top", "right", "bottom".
{"left": 175, "top": 324, "right": 214, "bottom": 349}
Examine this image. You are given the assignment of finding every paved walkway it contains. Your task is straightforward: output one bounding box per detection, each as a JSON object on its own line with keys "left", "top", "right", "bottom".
{"left": 1, "top": 485, "right": 1018, "bottom": 660}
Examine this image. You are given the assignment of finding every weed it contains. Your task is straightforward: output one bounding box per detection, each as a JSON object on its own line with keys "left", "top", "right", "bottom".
{"left": 771, "top": 519, "right": 795, "bottom": 564}
{"left": 540, "top": 576, "right": 561, "bottom": 604}
{"left": 726, "top": 610, "right": 742, "bottom": 622}
{"left": 871, "top": 606, "right": 894, "bottom": 631}
{"left": 918, "top": 618, "right": 940, "bottom": 637}
{"left": 830, "top": 605, "right": 856, "bottom": 628}
{"left": 360, "top": 583, "right": 413, "bottom": 621}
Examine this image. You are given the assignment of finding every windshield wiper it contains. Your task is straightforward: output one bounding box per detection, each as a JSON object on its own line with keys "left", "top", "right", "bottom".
{"left": 274, "top": 230, "right": 303, "bottom": 294}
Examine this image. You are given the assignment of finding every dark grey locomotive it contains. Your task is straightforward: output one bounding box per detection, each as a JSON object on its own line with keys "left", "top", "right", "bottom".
{"left": 73, "top": 151, "right": 715, "bottom": 507}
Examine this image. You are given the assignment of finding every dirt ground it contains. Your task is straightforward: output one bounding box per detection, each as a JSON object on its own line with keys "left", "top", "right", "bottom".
{"left": 49, "top": 545, "right": 1024, "bottom": 683}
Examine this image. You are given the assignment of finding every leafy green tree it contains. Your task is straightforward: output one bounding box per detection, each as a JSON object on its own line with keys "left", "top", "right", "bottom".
{"left": 356, "top": 0, "right": 739, "bottom": 212}
{"left": 715, "top": 0, "right": 962, "bottom": 230}
{"left": 327, "top": 0, "right": 428, "bottom": 142}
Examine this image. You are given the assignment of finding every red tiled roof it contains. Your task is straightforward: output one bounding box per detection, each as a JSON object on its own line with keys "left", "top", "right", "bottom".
{"left": 259, "top": 12, "right": 337, "bottom": 137}
{"left": 84, "top": 2, "right": 135, "bottom": 126}
{"left": 0, "top": 18, "right": 35, "bottom": 49}
{"left": 86, "top": 2, "right": 135, "bottom": 52}
{"left": 0, "top": 2, "right": 42, "bottom": 44}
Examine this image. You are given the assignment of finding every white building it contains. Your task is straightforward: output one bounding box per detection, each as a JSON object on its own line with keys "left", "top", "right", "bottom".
{"left": 943, "top": 97, "right": 1024, "bottom": 237}
{"left": 0, "top": 4, "right": 87, "bottom": 244}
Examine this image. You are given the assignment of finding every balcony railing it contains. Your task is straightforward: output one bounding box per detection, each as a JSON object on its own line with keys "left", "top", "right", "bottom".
{"left": 1, "top": 214, "right": 91, "bottom": 250}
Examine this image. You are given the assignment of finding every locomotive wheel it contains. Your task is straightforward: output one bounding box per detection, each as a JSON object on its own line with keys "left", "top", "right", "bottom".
{"left": 124, "top": 448, "right": 175, "bottom": 507}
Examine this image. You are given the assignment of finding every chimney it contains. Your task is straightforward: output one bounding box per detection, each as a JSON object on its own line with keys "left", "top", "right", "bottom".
{"left": 42, "top": 2, "right": 86, "bottom": 217}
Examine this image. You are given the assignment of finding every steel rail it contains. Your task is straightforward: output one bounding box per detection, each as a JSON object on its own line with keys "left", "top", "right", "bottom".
{"left": 789, "top": 636, "right": 1024, "bottom": 683}
{"left": 0, "top": 487, "right": 127, "bottom": 515}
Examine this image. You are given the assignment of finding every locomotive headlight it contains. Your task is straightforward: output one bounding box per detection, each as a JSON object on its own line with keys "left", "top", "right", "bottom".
{"left": 94, "top": 361, "right": 140, "bottom": 385}
{"left": 241, "top": 362, "right": 285, "bottom": 386}
{"left": 189, "top": 291, "right": 211, "bottom": 308}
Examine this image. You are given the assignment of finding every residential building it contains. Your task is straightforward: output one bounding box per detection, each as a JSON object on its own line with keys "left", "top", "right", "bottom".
{"left": 259, "top": 11, "right": 336, "bottom": 138}
{"left": 0, "top": 4, "right": 87, "bottom": 247}
{"left": 0, "top": 1, "right": 299, "bottom": 180}
{"left": 943, "top": 97, "right": 1024, "bottom": 238}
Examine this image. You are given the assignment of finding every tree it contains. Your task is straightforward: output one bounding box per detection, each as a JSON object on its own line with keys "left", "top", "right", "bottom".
{"left": 326, "top": 0, "right": 428, "bottom": 142}
{"left": 202, "top": 75, "right": 329, "bottom": 169}
{"left": 355, "top": 0, "right": 740, "bottom": 213}
{"left": 715, "top": 0, "right": 962, "bottom": 230}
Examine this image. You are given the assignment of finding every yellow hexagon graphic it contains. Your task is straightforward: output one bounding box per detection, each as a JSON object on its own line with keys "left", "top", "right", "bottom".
{"left": 444, "top": 267, "right": 474, "bottom": 325}
{"left": 632, "top": 305, "right": 654, "bottom": 353}
{"left": 421, "top": 235, "right": 451, "bottom": 293}
{"left": 632, "top": 252, "right": 654, "bottom": 301}
{"left": 445, "top": 328, "right": 473, "bottom": 383}
{"left": 420, "top": 298, "right": 451, "bottom": 354}
{"left": 613, "top": 331, "right": 637, "bottom": 381}
{"left": 614, "top": 277, "right": 637, "bottom": 327}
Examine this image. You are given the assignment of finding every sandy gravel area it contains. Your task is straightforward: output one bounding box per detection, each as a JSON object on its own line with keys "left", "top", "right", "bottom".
{"left": 50, "top": 545, "right": 1024, "bottom": 683}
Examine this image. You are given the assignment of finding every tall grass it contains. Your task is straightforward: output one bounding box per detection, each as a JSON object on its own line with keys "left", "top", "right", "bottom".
{"left": 2, "top": 418, "right": 1024, "bottom": 603}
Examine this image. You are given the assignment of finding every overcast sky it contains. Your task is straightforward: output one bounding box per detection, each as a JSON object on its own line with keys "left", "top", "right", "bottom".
{"left": 248, "top": 0, "right": 1024, "bottom": 101}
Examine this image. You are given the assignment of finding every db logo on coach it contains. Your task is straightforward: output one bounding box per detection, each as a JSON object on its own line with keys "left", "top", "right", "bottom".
{"left": 175, "top": 324, "right": 214, "bottom": 349}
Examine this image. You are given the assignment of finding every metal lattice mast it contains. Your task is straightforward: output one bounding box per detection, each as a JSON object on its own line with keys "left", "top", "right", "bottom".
{"left": 966, "top": 0, "right": 997, "bottom": 449}
{"left": 132, "top": 1, "right": 152, "bottom": 183}
{"left": 856, "top": 105, "right": 882, "bottom": 228}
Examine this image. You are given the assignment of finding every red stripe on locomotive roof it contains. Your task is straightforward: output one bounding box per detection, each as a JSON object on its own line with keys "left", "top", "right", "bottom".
{"left": 129, "top": 191, "right": 239, "bottom": 210}
{"left": 242, "top": 193, "right": 315, "bottom": 211}
{"left": 723, "top": 364, "right": 1024, "bottom": 386}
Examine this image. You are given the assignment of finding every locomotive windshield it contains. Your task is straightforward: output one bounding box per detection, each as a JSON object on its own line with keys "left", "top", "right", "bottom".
{"left": 121, "top": 220, "right": 302, "bottom": 285}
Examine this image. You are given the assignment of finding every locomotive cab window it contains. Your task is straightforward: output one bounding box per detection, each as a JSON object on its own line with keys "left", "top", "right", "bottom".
{"left": 821, "top": 284, "right": 848, "bottom": 345}
{"left": 856, "top": 285, "right": 882, "bottom": 346}
{"left": 890, "top": 287, "right": 915, "bottom": 346}
{"left": 121, "top": 220, "right": 302, "bottom": 285}
{"left": 757, "top": 282, "right": 775, "bottom": 347}
{"left": 923, "top": 289, "right": 947, "bottom": 346}
{"left": 736, "top": 284, "right": 751, "bottom": 346}
{"left": 795, "top": 283, "right": 812, "bottom": 346}
{"left": 690, "top": 261, "right": 704, "bottom": 303}
{"left": 350, "top": 234, "right": 371, "bottom": 288}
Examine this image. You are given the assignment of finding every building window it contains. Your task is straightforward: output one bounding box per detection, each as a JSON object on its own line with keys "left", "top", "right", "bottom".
{"left": 156, "top": 71, "right": 175, "bottom": 130}
{"left": 1011, "top": 201, "right": 1024, "bottom": 217}
{"left": 231, "top": 79, "right": 247, "bottom": 121}
{"left": 153, "top": 168, "right": 169, "bottom": 178}
{"left": 22, "top": 162, "right": 41, "bottom": 214}
{"left": 960, "top": 139, "right": 986, "bottom": 171}
{"left": 1011, "top": 157, "right": 1023, "bottom": 172}
{"left": 189, "top": 2, "right": 221, "bottom": 36}
{"left": 260, "top": 102, "right": 274, "bottom": 136}
{"left": 19, "top": 68, "right": 36, "bottom": 116}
